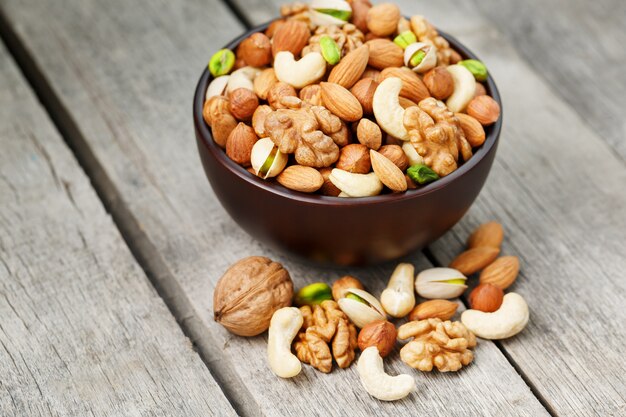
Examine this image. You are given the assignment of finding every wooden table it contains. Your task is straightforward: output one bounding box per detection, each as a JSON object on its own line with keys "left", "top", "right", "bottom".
{"left": 0, "top": 0, "right": 624, "bottom": 415}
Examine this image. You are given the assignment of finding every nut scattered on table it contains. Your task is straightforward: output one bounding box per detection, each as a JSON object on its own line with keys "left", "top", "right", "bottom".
{"left": 357, "top": 320, "right": 397, "bottom": 358}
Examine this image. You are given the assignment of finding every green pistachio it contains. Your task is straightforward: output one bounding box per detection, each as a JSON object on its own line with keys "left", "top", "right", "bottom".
{"left": 258, "top": 147, "right": 277, "bottom": 177}
{"left": 209, "top": 49, "right": 235, "bottom": 77}
{"left": 295, "top": 283, "right": 333, "bottom": 306}
{"left": 314, "top": 8, "right": 352, "bottom": 21}
{"left": 439, "top": 278, "right": 466, "bottom": 285}
{"left": 407, "top": 164, "right": 439, "bottom": 185}
{"left": 345, "top": 292, "right": 368, "bottom": 305}
{"left": 459, "top": 59, "right": 488, "bottom": 82}
{"left": 319, "top": 36, "right": 341, "bottom": 65}
{"left": 393, "top": 31, "right": 417, "bottom": 49}
{"left": 409, "top": 50, "right": 426, "bottom": 68}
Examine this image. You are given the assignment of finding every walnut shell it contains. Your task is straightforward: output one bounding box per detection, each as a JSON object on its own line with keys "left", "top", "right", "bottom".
{"left": 213, "top": 256, "right": 293, "bottom": 336}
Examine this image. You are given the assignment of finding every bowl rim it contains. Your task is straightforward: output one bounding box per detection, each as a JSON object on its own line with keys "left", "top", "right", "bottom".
{"left": 194, "top": 20, "right": 502, "bottom": 206}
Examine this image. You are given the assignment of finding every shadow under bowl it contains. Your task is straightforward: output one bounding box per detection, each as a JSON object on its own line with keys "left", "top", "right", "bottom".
{"left": 194, "top": 22, "right": 502, "bottom": 266}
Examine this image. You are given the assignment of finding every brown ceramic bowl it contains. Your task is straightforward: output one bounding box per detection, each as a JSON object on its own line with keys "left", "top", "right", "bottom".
{"left": 194, "top": 22, "right": 502, "bottom": 265}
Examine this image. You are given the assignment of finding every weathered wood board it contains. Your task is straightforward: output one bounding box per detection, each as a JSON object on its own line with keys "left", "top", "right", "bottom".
{"left": 0, "top": 0, "right": 551, "bottom": 415}
{"left": 0, "top": 40, "right": 236, "bottom": 416}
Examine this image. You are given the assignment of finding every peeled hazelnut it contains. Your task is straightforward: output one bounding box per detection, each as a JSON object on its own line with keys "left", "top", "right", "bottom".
{"left": 226, "top": 122, "right": 257, "bottom": 166}
{"left": 474, "top": 82, "right": 487, "bottom": 97}
{"left": 237, "top": 33, "right": 272, "bottom": 67}
{"left": 423, "top": 66, "right": 454, "bottom": 100}
{"left": 366, "top": 3, "right": 401, "bottom": 37}
{"left": 356, "top": 118, "right": 382, "bottom": 150}
{"left": 319, "top": 167, "right": 342, "bottom": 197}
{"left": 350, "top": 78, "right": 378, "bottom": 115}
{"left": 378, "top": 145, "right": 409, "bottom": 171}
{"left": 267, "top": 82, "right": 297, "bottom": 109}
{"left": 254, "top": 68, "right": 278, "bottom": 100}
{"left": 332, "top": 275, "right": 364, "bottom": 301}
{"left": 204, "top": 96, "right": 238, "bottom": 148}
{"left": 213, "top": 256, "right": 293, "bottom": 336}
{"left": 358, "top": 320, "right": 397, "bottom": 357}
{"left": 229, "top": 88, "right": 259, "bottom": 121}
{"left": 361, "top": 67, "right": 381, "bottom": 83}
{"left": 351, "top": 0, "right": 372, "bottom": 33}
{"left": 336, "top": 144, "right": 371, "bottom": 174}
{"left": 299, "top": 84, "right": 323, "bottom": 106}
{"left": 467, "top": 95, "right": 501, "bottom": 126}
{"left": 469, "top": 284, "right": 504, "bottom": 313}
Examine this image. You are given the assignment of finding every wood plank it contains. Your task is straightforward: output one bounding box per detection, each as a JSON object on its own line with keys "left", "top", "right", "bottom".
{"left": 0, "top": 0, "right": 549, "bottom": 416}
{"left": 0, "top": 41, "right": 236, "bottom": 416}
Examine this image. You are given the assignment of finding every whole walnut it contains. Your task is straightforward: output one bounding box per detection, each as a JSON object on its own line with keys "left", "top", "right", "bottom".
{"left": 213, "top": 256, "right": 293, "bottom": 336}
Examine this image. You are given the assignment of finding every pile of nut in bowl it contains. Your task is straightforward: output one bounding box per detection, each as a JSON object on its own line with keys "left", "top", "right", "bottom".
{"left": 203, "top": 0, "right": 501, "bottom": 197}
{"left": 213, "top": 222, "right": 529, "bottom": 401}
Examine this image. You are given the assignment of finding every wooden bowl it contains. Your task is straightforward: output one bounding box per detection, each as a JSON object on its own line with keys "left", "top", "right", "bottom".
{"left": 193, "top": 22, "right": 502, "bottom": 265}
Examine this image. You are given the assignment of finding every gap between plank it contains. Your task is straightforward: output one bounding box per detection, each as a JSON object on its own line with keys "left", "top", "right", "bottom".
{"left": 0, "top": 8, "right": 256, "bottom": 417}
{"left": 222, "top": 0, "right": 254, "bottom": 29}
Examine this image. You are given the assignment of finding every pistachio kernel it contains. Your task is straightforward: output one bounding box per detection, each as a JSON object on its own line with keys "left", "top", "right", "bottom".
{"left": 294, "top": 282, "right": 333, "bottom": 306}
{"left": 314, "top": 8, "right": 351, "bottom": 21}
{"left": 346, "top": 292, "right": 368, "bottom": 304}
{"left": 319, "top": 36, "right": 341, "bottom": 65}
{"left": 209, "top": 49, "right": 235, "bottom": 77}
{"left": 459, "top": 59, "right": 488, "bottom": 82}
{"left": 407, "top": 164, "right": 439, "bottom": 185}
{"left": 409, "top": 50, "right": 426, "bottom": 68}
{"left": 393, "top": 31, "right": 417, "bottom": 49}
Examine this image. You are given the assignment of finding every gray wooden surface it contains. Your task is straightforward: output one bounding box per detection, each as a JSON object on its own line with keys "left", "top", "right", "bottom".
{"left": 0, "top": 0, "right": 624, "bottom": 415}
{"left": 0, "top": 41, "right": 237, "bottom": 416}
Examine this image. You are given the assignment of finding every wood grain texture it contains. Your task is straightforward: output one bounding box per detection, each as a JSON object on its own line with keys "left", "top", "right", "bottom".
{"left": 0, "top": 0, "right": 549, "bottom": 415}
{"left": 0, "top": 42, "right": 236, "bottom": 416}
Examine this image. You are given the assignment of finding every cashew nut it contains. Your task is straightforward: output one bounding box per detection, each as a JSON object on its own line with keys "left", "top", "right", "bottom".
{"left": 226, "top": 66, "right": 261, "bottom": 93}
{"left": 402, "top": 142, "right": 424, "bottom": 166}
{"left": 445, "top": 64, "right": 476, "bottom": 113}
{"left": 461, "top": 292, "right": 529, "bottom": 340}
{"left": 329, "top": 169, "right": 383, "bottom": 197}
{"left": 273, "top": 51, "right": 326, "bottom": 89}
{"left": 380, "top": 263, "right": 415, "bottom": 318}
{"left": 373, "top": 77, "right": 410, "bottom": 141}
{"left": 206, "top": 75, "right": 230, "bottom": 100}
{"left": 357, "top": 346, "right": 415, "bottom": 401}
{"left": 403, "top": 42, "right": 437, "bottom": 73}
{"left": 267, "top": 307, "right": 303, "bottom": 378}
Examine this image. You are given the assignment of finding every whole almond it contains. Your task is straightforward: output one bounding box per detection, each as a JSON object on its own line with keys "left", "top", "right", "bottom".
{"left": 398, "top": 96, "right": 419, "bottom": 109}
{"left": 319, "top": 167, "right": 342, "bottom": 197}
{"left": 467, "top": 221, "right": 504, "bottom": 249}
{"left": 370, "top": 149, "right": 407, "bottom": 192}
{"left": 226, "top": 122, "right": 257, "bottom": 166}
{"left": 253, "top": 68, "right": 278, "bottom": 100}
{"left": 380, "top": 67, "right": 430, "bottom": 103}
{"left": 474, "top": 83, "right": 487, "bottom": 97}
{"left": 237, "top": 32, "right": 272, "bottom": 67}
{"left": 277, "top": 165, "right": 324, "bottom": 193}
{"left": 449, "top": 247, "right": 500, "bottom": 275}
{"left": 356, "top": 118, "right": 382, "bottom": 150}
{"left": 351, "top": 0, "right": 372, "bottom": 33}
{"left": 409, "top": 299, "right": 458, "bottom": 321}
{"left": 336, "top": 144, "right": 371, "bottom": 174}
{"left": 378, "top": 145, "right": 409, "bottom": 171}
{"left": 423, "top": 66, "right": 454, "bottom": 100}
{"left": 320, "top": 82, "right": 363, "bottom": 122}
{"left": 479, "top": 256, "right": 520, "bottom": 289}
{"left": 469, "top": 284, "right": 504, "bottom": 313}
{"left": 271, "top": 20, "right": 309, "bottom": 57}
{"left": 366, "top": 39, "right": 404, "bottom": 70}
{"left": 328, "top": 45, "right": 370, "bottom": 89}
{"left": 366, "top": 3, "right": 401, "bottom": 37}
{"left": 456, "top": 113, "right": 486, "bottom": 147}
{"left": 350, "top": 78, "right": 378, "bottom": 114}
{"left": 299, "top": 84, "right": 323, "bottom": 106}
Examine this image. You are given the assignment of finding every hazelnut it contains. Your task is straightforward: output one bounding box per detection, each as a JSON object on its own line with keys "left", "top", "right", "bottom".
{"left": 405, "top": 174, "right": 417, "bottom": 189}
{"left": 319, "top": 167, "right": 341, "bottom": 197}
{"left": 350, "top": 78, "right": 378, "bottom": 115}
{"left": 361, "top": 67, "right": 381, "bottom": 83}
{"left": 423, "top": 66, "right": 454, "bottom": 100}
{"left": 336, "top": 144, "right": 371, "bottom": 174}
{"left": 469, "top": 284, "right": 504, "bottom": 313}
{"left": 356, "top": 118, "right": 382, "bottom": 150}
{"left": 357, "top": 320, "right": 397, "bottom": 358}
{"left": 467, "top": 95, "right": 501, "bottom": 126}
{"left": 366, "top": 3, "right": 401, "bottom": 37}
{"left": 332, "top": 275, "right": 364, "bottom": 301}
{"left": 299, "top": 84, "right": 323, "bottom": 106}
{"left": 237, "top": 33, "right": 272, "bottom": 67}
{"left": 267, "top": 82, "right": 297, "bottom": 109}
{"left": 203, "top": 96, "right": 237, "bottom": 148}
{"left": 378, "top": 145, "right": 409, "bottom": 171}
{"left": 265, "top": 19, "right": 285, "bottom": 38}
{"left": 229, "top": 88, "right": 259, "bottom": 121}
{"left": 253, "top": 68, "right": 278, "bottom": 100}
{"left": 351, "top": 0, "right": 372, "bottom": 33}
{"left": 226, "top": 122, "right": 257, "bottom": 166}
{"left": 474, "top": 82, "right": 487, "bottom": 97}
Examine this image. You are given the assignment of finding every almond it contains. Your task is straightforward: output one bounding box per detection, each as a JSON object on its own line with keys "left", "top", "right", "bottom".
{"left": 320, "top": 82, "right": 363, "bottom": 122}
{"left": 328, "top": 45, "right": 370, "bottom": 89}
{"left": 336, "top": 144, "right": 371, "bottom": 174}
{"left": 366, "top": 39, "right": 403, "bottom": 70}
{"left": 469, "top": 284, "right": 504, "bottom": 312}
{"left": 479, "top": 256, "right": 520, "bottom": 290}
{"left": 226, "top": 122, "right": 257, "bottom": 166}
{"left": 456, "top": 113, "right": 485, "bottom": 147}
{"left": 276, "top": 165, "right": 324, "bottom": 193}
{"left": 271, "top": 20, "right": 309, "bottom": 57}
{"left": 380, "top": 67, "right": 431, "bottom": 104}
{"left": 449, "top": 247, "right": 500, "bottom": 275}
{"left": 398, "top": 96, "right": 418, "bottom": 109}
{"left": 467, "top": 221, "right": 504, "bottom": 249}
{"left": 370, "top": 149, "right": 407, "bottom": 192}
{"left": 408, "top": 299, "right": 458, "bottom": 321}
{"left": 350, "top": 78, "right": 378, "bottom": 115}
{"left": 356, "top": 118, "right": 382, "bottom": 150}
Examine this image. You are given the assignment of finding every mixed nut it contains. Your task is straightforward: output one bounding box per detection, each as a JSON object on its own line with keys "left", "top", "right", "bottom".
{"left": 203, "top": 0, "right": 501, "bottom": 197}
{"left": 212, "top": 221, "right": 529, "bottom": 401}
